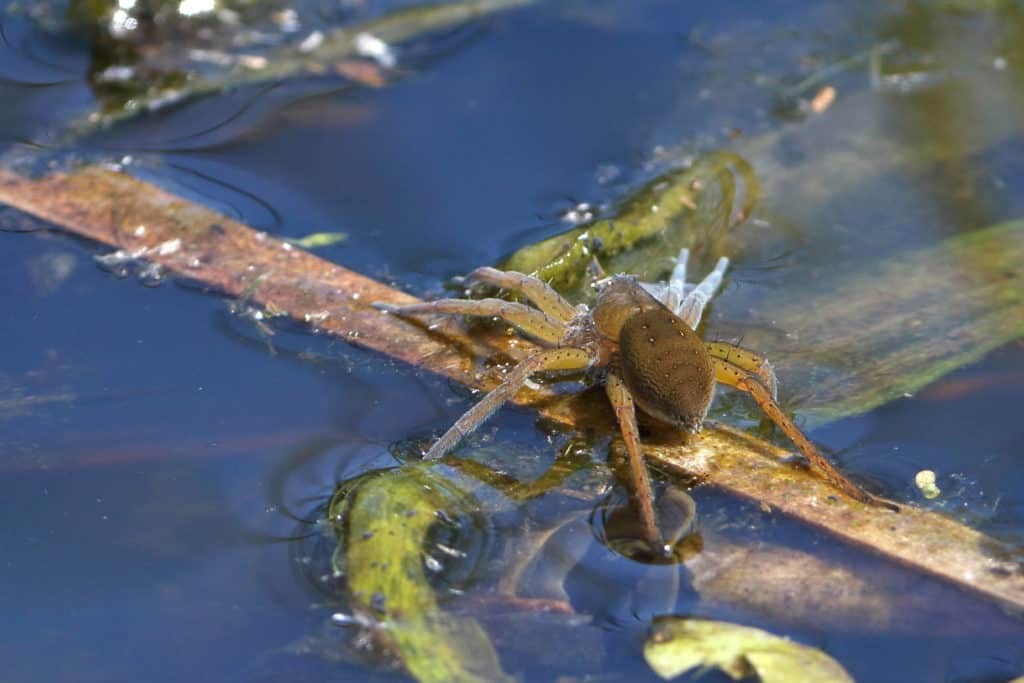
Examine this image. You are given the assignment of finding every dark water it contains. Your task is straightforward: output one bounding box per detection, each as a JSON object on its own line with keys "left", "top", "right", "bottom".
{"left": 2, "top": 1, "right": 1023, "bottom": 681}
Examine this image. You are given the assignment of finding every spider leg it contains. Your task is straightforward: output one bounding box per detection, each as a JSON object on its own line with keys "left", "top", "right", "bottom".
{"left": 381, "top": 298, "right": 567, "bottom": 345}
{"left": 676, "top": 256, "right": 729, "bottom": 329}
{"left": 703, "top": 341, "right": 779, "bottom": 399}
{"left": 460, "top": 267, "right": 577, "bottom": 322}
{"left": 605, "top": 372, "right": 663, "bottom": 550}
{"left": 711, "top": 357, "right": 898, "bottom": 511}
{"left": 423, "top": 348, "right": 593, "bottom": 460}
{"left": 663, "top": 248, "right": 690, "bottom": 313}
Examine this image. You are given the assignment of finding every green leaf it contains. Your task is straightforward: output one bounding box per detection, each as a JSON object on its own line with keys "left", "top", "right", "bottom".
{"left": 285, "top": 232, "right": 348, "bottom": 249}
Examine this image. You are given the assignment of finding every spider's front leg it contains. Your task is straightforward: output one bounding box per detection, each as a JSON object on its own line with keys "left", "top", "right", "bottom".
{"left": 710, "top": 352, "right": 898, "bottom": 511}
{"left": 378, "top": 298, "right": 566, "bottom": 345}
{"left": 605, "top": 372, "right": 663, "bottom": 550}
{"left": 457, "top": 267, "right": 578, "bottom": 322}
{"left": 422, "top": 348, "right": 593, "bottom": 460}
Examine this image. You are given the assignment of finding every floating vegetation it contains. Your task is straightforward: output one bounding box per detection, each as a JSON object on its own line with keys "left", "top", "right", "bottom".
{"left": 284, "top": 231, "right": 348, "bottom": 249}
{"left": 500, "top": 151, "right": 760, "bottom": 300}
{"left": 644, "top": 616, "right": 854, "bottom": 682}
{"left": 914, "top": 470, "right": 941, "bottom": 500}
{"left": 329, "top": 464, "right": 513, "bottom": 683}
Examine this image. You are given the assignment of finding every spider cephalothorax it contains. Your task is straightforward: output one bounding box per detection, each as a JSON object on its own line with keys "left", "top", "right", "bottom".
{"left": 379, "top": 249, "right": 895, "bottom": 550}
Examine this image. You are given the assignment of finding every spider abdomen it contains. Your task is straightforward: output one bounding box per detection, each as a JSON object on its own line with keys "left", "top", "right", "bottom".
{"left": 618, "top": 308, "right": 714, "bottom": 433}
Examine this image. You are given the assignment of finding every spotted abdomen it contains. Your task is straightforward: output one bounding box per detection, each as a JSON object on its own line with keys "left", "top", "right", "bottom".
{"left": 618, "top": 308, "right": 714, "bottom": 433}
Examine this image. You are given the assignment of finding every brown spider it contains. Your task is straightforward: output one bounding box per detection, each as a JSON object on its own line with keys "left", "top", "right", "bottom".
{"left": 379, "top": 249, "right": 896, "bottom": 549}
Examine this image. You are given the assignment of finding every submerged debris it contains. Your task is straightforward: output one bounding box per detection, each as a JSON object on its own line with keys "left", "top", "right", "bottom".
{"left": 48, "top": 0, "right": 535, "bottom": 140}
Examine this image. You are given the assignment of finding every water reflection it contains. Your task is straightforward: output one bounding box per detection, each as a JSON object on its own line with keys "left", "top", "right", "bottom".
{"left": 595, "top": 487, "right": 702, "bottom": 565}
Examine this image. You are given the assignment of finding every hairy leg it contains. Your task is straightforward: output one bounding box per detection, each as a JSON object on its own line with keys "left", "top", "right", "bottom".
{"left": 676, "top": 256, "right": 729, "bottom": 329}
{"left": 663, "top": 248, "right": 691, "bottom": 313}
{"left": 711, "top": 357, "right": 898, "bottom": 511}
{"left": 704, "top": 341, "right": 779, "bottom": 399}
{"left": 424, "top": 348, "right": 593, "bottom": 460}
{"left": 458, "top": 267, "right": 578, "bottom": 322}
{"left": 605, "top": 371, "right": 663, "bottom": 550}
{"left": 379, "top": 298, "right": 567, "bottom": 345}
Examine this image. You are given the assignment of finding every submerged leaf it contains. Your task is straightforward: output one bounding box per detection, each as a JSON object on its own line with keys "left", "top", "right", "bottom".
{"left": 644, "top": 616, "right": 854, "bottom": 682}
{"left": 332, "top": 465, "right": 514, "bottom": 683}
{"left": 753, "top": 219, "right": 1024, "bottom": 424}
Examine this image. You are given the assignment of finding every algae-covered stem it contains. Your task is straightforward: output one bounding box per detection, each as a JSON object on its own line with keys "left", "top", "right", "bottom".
{"left": 500, "top": 151, "right": 760, "bottom": 298}
{"left": 332, "top": 466, "right": 515, "bottom": 683}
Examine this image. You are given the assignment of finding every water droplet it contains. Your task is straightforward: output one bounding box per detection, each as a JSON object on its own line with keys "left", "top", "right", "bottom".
{"left": 331, "top": 612, "right": 357, "bottom": 627}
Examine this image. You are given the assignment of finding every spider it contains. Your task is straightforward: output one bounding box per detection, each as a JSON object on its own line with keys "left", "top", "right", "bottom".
{"left": 379, "top": 249, "right": 896, "bottom": 549}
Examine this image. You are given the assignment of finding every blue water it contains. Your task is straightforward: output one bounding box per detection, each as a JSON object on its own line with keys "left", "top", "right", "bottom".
{"left": 2, "top": 1, "right": 1023, "bottom": 681}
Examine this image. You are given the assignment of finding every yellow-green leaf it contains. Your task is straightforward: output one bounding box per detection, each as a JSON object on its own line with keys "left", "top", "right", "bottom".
{"left": 285, "top": 232, "right": 348, "bottom": 249}
{"left": 333, "top": 465, "right": 514, "bottom": 683}
{"left": 644, "top": 616, "right": 854, "bottom": 683}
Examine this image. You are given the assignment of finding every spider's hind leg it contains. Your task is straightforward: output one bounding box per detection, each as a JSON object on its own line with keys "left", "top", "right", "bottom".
{"left": 704, "top": 341, "right": 778, "bottom": 399}
{"left": 711, "top": 356, "right": 898, "bottom": 511}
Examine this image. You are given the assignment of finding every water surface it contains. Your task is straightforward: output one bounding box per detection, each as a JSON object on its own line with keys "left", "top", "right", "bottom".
{"left": 2, "top": 1, "right": 1023, "bottom": 681}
